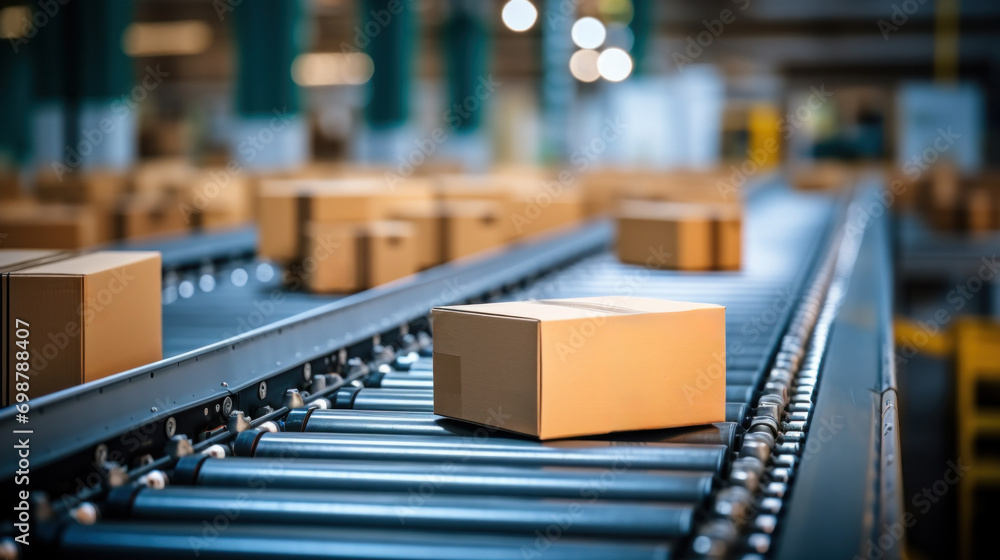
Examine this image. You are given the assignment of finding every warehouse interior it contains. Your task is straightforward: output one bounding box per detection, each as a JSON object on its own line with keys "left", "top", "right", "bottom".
{"left": 1, "top": 0, "right": 999, "bottom": 559}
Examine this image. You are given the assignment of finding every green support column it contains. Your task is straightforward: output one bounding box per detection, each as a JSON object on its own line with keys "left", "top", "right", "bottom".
{"left": 442, "top": 0, "right": 489, "bottom": 133}
{"left": 51, "top": 0, "right": 135, "bottom": 175}
{"left": 0, "top": 34, "right": 31, "bottom": 169}
{"left": 628, "top": 0, "right": 652, "bottom": 76}
{"left": 540, "top": 0, "right": 574, "bottom": 161}
{"left": 355, "top": 0, "right": 417, "bottom": 164}
{"left": 362, "top": 0, "right": 415, "bottom": 129}
{"left": 31, "top": 4, "right": 66, "bottom": 170}
{"left": 232, "top": 0, "right": 307, "bottom": 170}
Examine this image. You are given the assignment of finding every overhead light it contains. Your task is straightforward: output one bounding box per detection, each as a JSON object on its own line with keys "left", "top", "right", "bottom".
{"left": 0, "top": 6, "right": 30, "bottom": 39}
{"left": 569, "top": 49, "right": 600, "bottom": 83}
{"left": 292, "top": 52, "right": 375, "bottom": 87}
{"left": 597, "top": 48, "right": 633, "bottom": 82}
{"left": 124, "top": 21, "right": 212, "bottom": 57}
{"left": 571, "top": 17, "right": 606, "bottom": 49}
{"left": 501, "top": 0, "right": 537, "bottom": 32}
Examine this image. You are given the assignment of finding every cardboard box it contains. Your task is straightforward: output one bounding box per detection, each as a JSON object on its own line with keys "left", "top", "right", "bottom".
{"left": 434, "top": 175, "right": 519, "bottom": 240}
{"left": 616, "top": 200, "right": 742, "bottom": 271}
{"left": 1, "top": 250, "right": 71, "bottom": 405}
{"left": 36, "top": 170, "right": 129, "bottom": 206}
{"left": 0, "top": 202, "right": 104, "bottom": 249}
{"left": 1, "top": 172, "right": 24, "bottom": 201}
{"left": 387, "top": 199, "right": 507, "bottom": 268}
{"left": 300, "top": 221, "right": 418, "bottom": 293}
{"left": 112, "top": 192, "right": 190, "bottom": 240}
{"left": 3, "top": 251, "right": 162, "bottom": 404}
{"left": 432, "top": 296, "right": 726, "bottom": 439}
{"left": 509, "top": 186, "right": 583, "bottom": 239}
{"left": 790, "top": 163, "right": 852, "bottom": 192}
{"left": 182, "top": 170, "right": 253, "bottom": 231}
{"left": 258, "top": 179, "right": 431, "bottom": 262}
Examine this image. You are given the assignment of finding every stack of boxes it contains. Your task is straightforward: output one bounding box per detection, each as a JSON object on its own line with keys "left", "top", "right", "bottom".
{"left": 258, "top": 172, "right": 586, "bottom": 293}
{"left": 0, "top": 160, "right": 253, "bottom": 251}
{"left": 896, "top": 165, "right": 1000, "bottom": 233}
{"left": 1, "top": 249, "right": 162, "bottom": 404}
{"left": 582, "top": 168, "right": 744, "bottom": 270}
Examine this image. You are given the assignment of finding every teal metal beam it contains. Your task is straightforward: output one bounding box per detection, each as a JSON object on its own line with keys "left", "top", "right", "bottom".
{"left": 233, "top": 0, "right": 304, "bottom": 117}
{"left": 361, "top": 0, "right": 415, "bottom": 129}
{"left": 442, "top": 0, "right": 490, "bottom": 133}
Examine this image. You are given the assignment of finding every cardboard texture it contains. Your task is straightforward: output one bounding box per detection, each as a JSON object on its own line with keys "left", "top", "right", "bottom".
{"left": 509, "top": 187, "right": 583, "bottom": 239}
{"left": 3, "top": 251, "right": 162, "bottom": 404}
{"left": 258, "top": 179, "right": 432, "bottom": 262}
{"left": 0, "top": 202, "right": 104, "bottom": 249}
{"left": 36, "top": 170, "right": 129, "bottom": 206}
{"left": 1, "top": 250, "right": 68, "bottom": 406}
{"left": 432, "top": 296, "right": 726, "bottom": 439}
{"left": 1, "top": 172, "right": 23, "bottom": 200}
{"left": 616, "top": 200, "right": 742, "bottom": 271}
{"left": 388, "top": 200, "right": 506, "bottom": 267}
{"left": 302, "top": 221, "right": 418, "bottom": 293}
{"left": 113, "top": 192, "right": 190, "bottom": 240}
{"left": 434, "top": 175, "right": 519, "bottom": 240}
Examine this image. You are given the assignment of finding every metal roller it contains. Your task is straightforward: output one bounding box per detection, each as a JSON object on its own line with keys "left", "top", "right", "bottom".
{"left": 333, "top": 387, "right": 435, "bottom": 412}
{"left": 55, "top": 522, "right": 675, "bottom": 560}
{"left": 174, "top": 456, "right": 715, "bottom": 502}
{"left": 286, "top": 409, "right": 740, "bottom": 448}
{"left": 235, "top": 431, "right": 729, "bottom": 472}
{"left": 108, "top": 486, "right": 696, "bottom": 539}
{"left": 333, "top": 394, "right": 749, "bottom": 423}
{"left": 377, "top": 376, "right": 434, "bottom": 390}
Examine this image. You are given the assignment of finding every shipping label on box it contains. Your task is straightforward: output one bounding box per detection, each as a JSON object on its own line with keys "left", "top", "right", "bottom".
{"left": 432, "top": 296, "right": 726, "bottom": 440}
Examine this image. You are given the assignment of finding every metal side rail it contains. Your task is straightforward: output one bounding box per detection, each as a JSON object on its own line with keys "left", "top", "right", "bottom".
{"left": 768, "top": 185, "right": 904, "bottom": 560}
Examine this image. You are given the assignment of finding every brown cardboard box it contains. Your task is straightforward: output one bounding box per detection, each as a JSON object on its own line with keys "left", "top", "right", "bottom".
{"left": 432, "top": 296, "right": 726, "bottom": 439}
{"left": 3, "top": 251, "right": 162, "bottom": 404}
{"left": 181, "top": 170, "right": 253, "bottom": 231}
{"left": 509, "top": 186, "right": 583, "bottom": 239}
{"left": 790, "top": 163, "right": 852, "bottom": 192}
{"left": 1, "top": 172, "right": 24, "bottom": 200}
{"left": 616, "top": 200, "right": 742, "bottom": 271}
{"left": 36, "top": 169, "right": 129, "bottom": 206}
{"left": 0, "top": 202, "right": 104, "bottom": 249}
{"left": 387, "top": 199, "right": 506, "bottom": 268}
{"left": 300, "top": 221, "right": 418, "bottom": 293}
{"left": 259, "top": 178, "right": 434, "bottom": 263}
{"left": 1, "top": 250, "right": 71, "bottom": 405}
{"left": 112, "top": 192, "right": 190, "bottom": 240}
{"left": 434, "top": 175, "right": 519, "bottom": 240}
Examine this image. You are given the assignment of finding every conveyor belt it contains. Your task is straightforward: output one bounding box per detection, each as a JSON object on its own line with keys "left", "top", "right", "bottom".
{"left": 7, "top": 182, "right": 902, "bottom": 560}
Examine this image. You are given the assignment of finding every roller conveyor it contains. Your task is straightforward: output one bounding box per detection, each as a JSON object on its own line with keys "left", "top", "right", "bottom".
{"left": 53, "top": 523, "right": 675, "bottom": 560}
{"left": 2, "top": 182, "right": 904, "bottom": 560}
{"left": 107, "top": 485, "right": 697, "bottom": 538}
{"left": 283, "top": 408, "right": 741, "bottom": 447}
{"left": 235, "top": 431, "right": 730, "bottom": 472}
{"left": 174, "top": 456, "right": 716, "bottom": 502}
